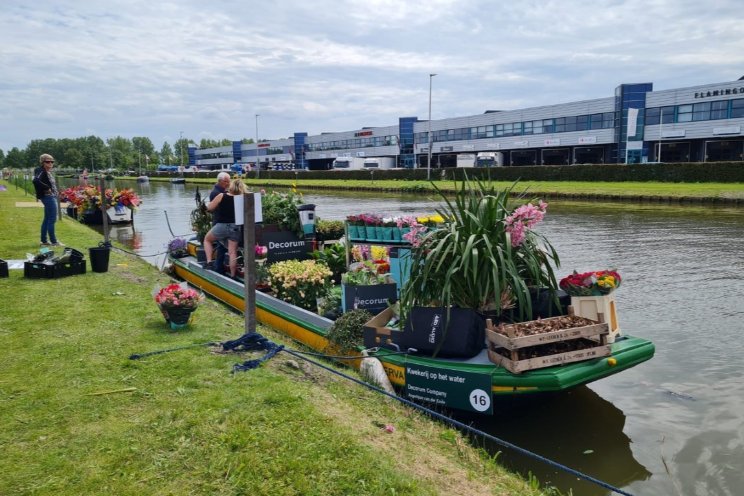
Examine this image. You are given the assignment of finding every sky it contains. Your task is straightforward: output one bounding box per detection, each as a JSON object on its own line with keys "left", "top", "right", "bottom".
{"left": 2, "top": 0, "right": 744, "bottom": 152}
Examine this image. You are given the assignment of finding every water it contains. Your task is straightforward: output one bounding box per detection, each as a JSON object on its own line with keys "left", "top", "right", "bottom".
{"left": 69, "top": 179, "right": 744, "bottom": 496}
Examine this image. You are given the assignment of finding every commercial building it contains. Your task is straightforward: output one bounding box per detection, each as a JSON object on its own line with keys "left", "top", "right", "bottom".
{"left": 191, "top": 77, "right": 744, "bottom": 170}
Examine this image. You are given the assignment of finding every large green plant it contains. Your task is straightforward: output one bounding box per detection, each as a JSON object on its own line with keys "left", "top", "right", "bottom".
{"left": 401, "top": 176, "right": 560, "bottom": 320}
{"left": 261, "top": 189, "right": 303, "bottom": 237}
{"left": 190, "top": 189, "right": 212, "bottom": 243}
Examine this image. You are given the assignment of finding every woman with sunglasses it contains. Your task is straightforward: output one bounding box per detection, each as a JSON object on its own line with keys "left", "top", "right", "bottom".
{"left": 33, "top": 154, "right": 63, "bottom": 247}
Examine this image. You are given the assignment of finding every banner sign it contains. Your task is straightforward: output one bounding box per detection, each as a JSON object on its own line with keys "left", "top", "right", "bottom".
{"left": 261, "top": 230, "right": 311, "bottom": 262}
{"left": 341, "top": 283, "right": 397, "bottom": 314}
{"left": 405, "top": 363, "right": 493, "bottom": 414}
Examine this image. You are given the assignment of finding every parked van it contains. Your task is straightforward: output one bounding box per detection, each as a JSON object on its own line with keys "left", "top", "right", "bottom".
{"left": 332, "top": 157, "right": 365, "bottom": 170}
{"left": 363, "top": 157, "right": 395, "bottom": 169}
{"left": 456, "top": 154, "right": 476, "bottom": 167}
{"left": 476, "top": 152, "right": 504, "bottom": 167}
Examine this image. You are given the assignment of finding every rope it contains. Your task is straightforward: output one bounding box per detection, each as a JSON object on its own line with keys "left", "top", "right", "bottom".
{"left": 129, "top": 341, "right": 219, "bottom": 360}
{"left": 163, "top": 209, "right": 193, "bottom": 239}
{"left": 287, "top": 347, "right": 413, "bottom": 360}
{"left": 278, "top": 348, "right": 635, "bottom": 496}
{"left": 223, "top": 332, "right": 285, "bottom": 372}
{"left": 129, "top": 332, "right": 632, "bottom": 495}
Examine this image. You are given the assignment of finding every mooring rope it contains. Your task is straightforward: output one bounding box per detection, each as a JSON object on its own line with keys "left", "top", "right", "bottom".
{"left": 128, "top": 333, "right": 633, "bottom": 495}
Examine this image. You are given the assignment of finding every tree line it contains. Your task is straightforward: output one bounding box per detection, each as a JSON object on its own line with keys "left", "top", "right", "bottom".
{"left": 0, "top": 136, "right": 254, "bottom": 171}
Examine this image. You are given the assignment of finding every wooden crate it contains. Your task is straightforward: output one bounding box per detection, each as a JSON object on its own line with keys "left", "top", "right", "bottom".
{"left": 570, "top": 293, "right": 621, "bottom": 343}
{"left": 485, "top": 316, "right": 611, "bottom": 374}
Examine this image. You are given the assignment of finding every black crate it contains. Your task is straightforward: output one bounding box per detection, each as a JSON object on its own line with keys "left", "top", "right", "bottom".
{"left": 24, "top": 261, "right": 55, "bottom": 279}
{"left": 54, "top": 260, "right": 86, "bottom": 278}
{"left": 0, "top": 259, "right": 8, "bottom": 278}
{"left": 24, "top": 260, "right": 86, "bottom": 279}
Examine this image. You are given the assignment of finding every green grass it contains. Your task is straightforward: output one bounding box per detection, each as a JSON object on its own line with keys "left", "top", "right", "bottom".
{"left": 0, "top": 180, "right": 554, "bottom": 496}
{"left": 141, "top": 175, "right": 744, "bottom": 201}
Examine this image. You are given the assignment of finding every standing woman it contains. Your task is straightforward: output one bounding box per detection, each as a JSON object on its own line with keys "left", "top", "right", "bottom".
{"left": 33, "top": 153, "right": 63, "bottom": 247}
{"left": 203, "top": 178, "right": 246, "bottom": 277}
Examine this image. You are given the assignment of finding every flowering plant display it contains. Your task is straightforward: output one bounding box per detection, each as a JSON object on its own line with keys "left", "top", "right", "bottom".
{"left": 268, "top": 259, "right": 332, "bottom": 311}
{"left": 401, "top": 178, "right": 560, "bottom": 319}
{"left": 167, "top": 238, "right": 188, "bottom": 257}
{"left": 342, "top": 260, "right": 389, "bottom": 286}
{"left": 559, "top": 270, "right": 622, "bottom": 296}
{"left": 255, "top": 245, "right": 268, "bottom": 259}
{"left": 154, "top": 283, "right": 203, "bottom": 310}
{"left": 261, "top": 189, "right": 304, "bottom": 237}
{"left": 60, "top": 185, "right": 141, "bottom": 211}
{"left": 504, "top": 201, "right": 547, "bottom": 247}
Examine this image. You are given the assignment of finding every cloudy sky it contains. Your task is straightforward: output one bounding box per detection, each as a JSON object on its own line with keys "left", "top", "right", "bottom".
{"left": 2, "top": 0, "right": 743, "bottom": 152}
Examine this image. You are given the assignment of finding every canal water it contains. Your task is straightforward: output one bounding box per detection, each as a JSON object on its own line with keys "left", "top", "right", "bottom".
{"left": 72, "top": 179, "right": 744, "bottom": 496}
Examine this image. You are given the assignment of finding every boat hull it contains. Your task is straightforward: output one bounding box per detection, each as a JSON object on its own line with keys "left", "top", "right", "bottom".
{"left": 172, "top": 254, "right": 655, "bottom": 403}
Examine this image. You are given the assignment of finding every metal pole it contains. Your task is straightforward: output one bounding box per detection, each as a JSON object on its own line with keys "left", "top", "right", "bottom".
{"left": 179, "top": 131, "right": 184, "bottom": 169}
{"left": 99, "top": 176, "right": 110, "bottom": 245}
{"left": 427, "top": 73, "right": 436, "bottom": 181}
{"left": 243, "top": 193, "right": 257, "bottom": 334}
{"left": 255, "top": 114, "right": 260, "bottom": 179}
{"left": 658, "top": 108, "right": 663, "bottom": 163}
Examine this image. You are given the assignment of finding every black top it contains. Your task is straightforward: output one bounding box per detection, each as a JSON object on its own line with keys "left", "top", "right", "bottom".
{"left": 33, "top": 167, "right": 57, "bottom": 200}
{"left": 209, "top": 184, "right": 228, "bottom": 224}
{"left": 214, "top": 194, "right": 236, "bottom": 224}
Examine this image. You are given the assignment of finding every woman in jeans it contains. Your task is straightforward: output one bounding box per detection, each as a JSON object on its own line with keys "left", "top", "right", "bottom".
{"left": 203, "top": 178, "right": 247, "bottom": 278}
{"left": 34, "top": 153, "right": 63, "bottom": 247}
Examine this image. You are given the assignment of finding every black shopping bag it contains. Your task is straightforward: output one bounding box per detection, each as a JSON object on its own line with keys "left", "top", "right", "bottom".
{"left": 403, "top": 307, "right": 485, "bottom": 358}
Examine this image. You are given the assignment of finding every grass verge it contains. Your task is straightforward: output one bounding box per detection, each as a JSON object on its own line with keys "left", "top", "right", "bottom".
{"left": 0, "top": 180, "right": 555, "bottom": 495}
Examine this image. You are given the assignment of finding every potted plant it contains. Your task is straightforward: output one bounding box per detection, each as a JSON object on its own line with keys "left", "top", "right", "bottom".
{"left": 267, "top": 259, "right": 332, "bottom": 311}
{"left": 154, "top": 282, "right": 203, "bottom": 330}
{"left": 261, "top": 189, "right": 304, "bottom": 238}
{"left": 559, "top": 270, "right": 621, "bottom": 296}
{"left": 341, "top": 260, "right": 397, "bottom": 315}
{"left": 311, "top": 242, "right": 346, "bottom": 284}
{"left": 190, "top": 189, "right": 212, "bottom": 244}
{"left": 325, "top": 309, "right": 373, "bottom": 353}
{"left": 401, "top": 176, "right": 560, "bottom": 325}
{"left": 316, "top": 219, "right": 345, "bottom": 242}
{"left": 167, "top": 238, "right": 189, "bottom": 258}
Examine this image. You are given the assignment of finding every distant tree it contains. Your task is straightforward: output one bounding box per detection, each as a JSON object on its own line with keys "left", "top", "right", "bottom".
{"left": 132, "top": 137, "right": 156, "bottom": 170}
{"left": 107, "top": 136, "right": 134, "bottom": 170}
{"left": 64, "top": 147, "right": 84, "bottom": 169}
{"left": 241, "top": 138, "right": 255, "bottom": 144}
{"left": 0, "top": 149, "right": 5, "bottom": 167}
{"left": 220, "top": 139, "right": 232, "bottom": 146}
{"left": 174, "top": 138, "right": 191, "bottom": 167}
{"left": 6, "top": 147, "right": 27, "bottom": 168}
{"left": 160, "top": 142, "right": 174, "bottom": 165}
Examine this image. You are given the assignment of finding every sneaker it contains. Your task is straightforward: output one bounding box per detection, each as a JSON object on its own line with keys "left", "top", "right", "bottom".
{"left": 51, "top": 242, "right": 65, "bottom": 247}
{"left": 40, "top": 242, "right": 51, "bottom": 247}
{"left": 202, "top": 261, "right": 215, "bottom": 271}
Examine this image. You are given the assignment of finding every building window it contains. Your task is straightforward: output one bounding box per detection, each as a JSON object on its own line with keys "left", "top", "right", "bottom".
{"left": 645, "top": 107, "right": 660, "bottom": 125}
{"left": 692, "top": 102, "right": 711, "bottom": 121}
{"left": 564, "top": 115, "right": 577, "bottom": 132}
{"left": 532, "top": 120, "right": 543, "bottom": 134}
{"left": 495, "top": 124, "right": 504, "bottom": 137}
{"left": 677, "top": 104, "right": 693, "bottom": 122}
{"left": 603, "top": 112, "right": 616, "bottom": 128}
{"left": 542, "top": 119, "right": 555, "bottom": 133}
{"left": 576, "top": 115, "right": 589, "bottom": 131}
{"left": 732, "top": 98, "right": 744, "bottom": 118}
{"left": 590, "top": 113, "right": 603, "bottom": 129}
{"left": 710, "top": 100, "right": 728, "bottom": 120}
{"left": 554, "top": 117, "right": 566, "bottom": 133}
{"left": 522, "top": 121, "right": 533, "bottom": 135}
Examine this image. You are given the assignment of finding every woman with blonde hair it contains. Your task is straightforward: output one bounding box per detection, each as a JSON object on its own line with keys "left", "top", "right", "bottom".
{"left": 203, "top": 178, "right": 246, "bottom": 278}
{"left": 33, "top": 153, "right": 63, "bottom": 246}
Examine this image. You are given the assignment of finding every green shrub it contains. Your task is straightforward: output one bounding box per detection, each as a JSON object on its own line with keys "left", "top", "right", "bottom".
{"left": 316, "top": 219, "right": 345, "bottom": 241}
{"left": 325, "top": 309, "right": 373, "bottom": 351}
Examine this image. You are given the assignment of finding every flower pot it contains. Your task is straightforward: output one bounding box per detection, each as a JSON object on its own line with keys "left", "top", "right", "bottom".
{"left": 163, "top": 306, "right": 196, "bottom": 330}
{"left": 365, "top": 225, "right": 378, "bottom": 241}
{"left": 391, "top": 227, "right": 402, "bottom": 242}
{"left": 381, "top": 226, "right": 394, "bottom": 241}
{"left": 348, "top": 224, "right": 361, "bottom": 240}
{"left": 170, "top": 249, "right": 187, "bottom": 259}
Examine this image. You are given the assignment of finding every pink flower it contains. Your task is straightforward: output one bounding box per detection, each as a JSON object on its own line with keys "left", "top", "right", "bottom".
{"left": 504, "top": 201, "right": 548, "bottom": 247}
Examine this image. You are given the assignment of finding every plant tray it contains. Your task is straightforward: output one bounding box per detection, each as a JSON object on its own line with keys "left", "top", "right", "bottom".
{"left": 485, "top": 315, "right": 611, "bottom": 374}
{"left": 24, "top": 260, "right": 86, "bottom": 279}
{"left": 0, "top": 259, "right": 8, "bottom": 278}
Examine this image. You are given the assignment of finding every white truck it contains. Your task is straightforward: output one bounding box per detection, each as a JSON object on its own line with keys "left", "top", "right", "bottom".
{"left": 332, "top": 157, "right": 366, "bottom": 170}
{"left": 456, "top": 154, "right": 476, "bottom": 167}
{"left": 363, "top": 157, "right": 395, "bottom": 169}
{"left": 475, "top": 152, "right": 504, "bottom": 167}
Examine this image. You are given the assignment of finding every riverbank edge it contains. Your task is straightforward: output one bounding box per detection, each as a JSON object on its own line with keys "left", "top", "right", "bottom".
{"left": 0, "top": 181, "right": 553, "bottom": 496}
{"left": 140, "top": 176, "right": 744, "bottom": 206}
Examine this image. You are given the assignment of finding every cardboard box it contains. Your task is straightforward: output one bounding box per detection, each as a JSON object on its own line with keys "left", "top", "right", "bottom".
{"left": 362, "top": 307, "right": 404, "bottom": 350}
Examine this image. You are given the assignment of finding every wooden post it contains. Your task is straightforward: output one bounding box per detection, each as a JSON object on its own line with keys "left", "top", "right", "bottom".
{"left": 99, "top": 176, "right": 110, "bottom": 245}
{"left": 243, "top": 193, "right": 257, "bottom": 334}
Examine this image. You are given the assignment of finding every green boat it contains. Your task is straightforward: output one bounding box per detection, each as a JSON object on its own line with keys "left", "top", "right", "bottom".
{"left": 171, "top": 246, "right": 655, "bottom": 415}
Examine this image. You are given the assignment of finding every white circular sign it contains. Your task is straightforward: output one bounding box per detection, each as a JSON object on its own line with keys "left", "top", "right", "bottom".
{"left": 469, "top": 388, "right": 491, "bottom": 412}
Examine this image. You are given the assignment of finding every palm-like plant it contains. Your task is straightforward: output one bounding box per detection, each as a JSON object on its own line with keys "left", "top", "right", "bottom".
{"left": 401, "top": 175, "right": 560, "bottom": 321}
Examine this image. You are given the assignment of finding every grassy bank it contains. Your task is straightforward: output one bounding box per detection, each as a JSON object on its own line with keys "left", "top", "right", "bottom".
{"left": 0, "top": 181, "right": 552, "bottom": 495}
{"left": 140, "top": 176, "right": 744, "bottom": 203}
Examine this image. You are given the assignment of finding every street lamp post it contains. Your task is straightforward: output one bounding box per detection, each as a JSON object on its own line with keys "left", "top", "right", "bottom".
{"left": 427, "top": 73, "right": 437, "bottom": 181}
{"left": 179, "top": 131, "right": 184, "bottom": 170}
{"left": 255, "top": 114, "right": 260, "bottom": 179}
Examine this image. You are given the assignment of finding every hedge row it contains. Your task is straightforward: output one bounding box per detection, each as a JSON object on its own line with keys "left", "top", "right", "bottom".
{"left": 149, "top": 161, "right": 744, "bottom": 183}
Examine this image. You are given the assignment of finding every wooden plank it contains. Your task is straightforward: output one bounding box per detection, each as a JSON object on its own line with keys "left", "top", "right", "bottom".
{"left": 486, "top": 322, "right": 609, "bottom": 349}
{"left": 487, "top": 344, "right": 612, "bottom": 374}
